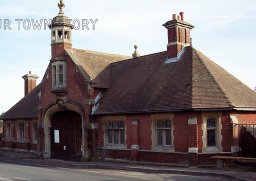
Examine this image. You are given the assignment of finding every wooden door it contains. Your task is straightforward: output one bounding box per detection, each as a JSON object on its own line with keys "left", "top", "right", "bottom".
{"left": 51, "top": 111, "right": 82, "bottom": 161}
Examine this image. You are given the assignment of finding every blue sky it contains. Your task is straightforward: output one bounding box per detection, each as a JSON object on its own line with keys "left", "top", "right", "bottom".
{"left": 0, "top": 0, "right": 256, "bottom": 113}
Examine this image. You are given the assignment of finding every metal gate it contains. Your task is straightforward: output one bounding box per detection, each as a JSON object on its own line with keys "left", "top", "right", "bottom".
{"left": 236, "top": 123, "right": 256, "bottom": 157}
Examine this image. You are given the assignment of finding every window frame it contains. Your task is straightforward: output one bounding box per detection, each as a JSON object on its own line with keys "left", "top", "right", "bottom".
{"left": 104, "top": 117, "right": 126, "bottom": 148}
{"left": 206, "top": 118, "right": 217, "bottom": 147}
{"left": 17, "top": 122, "right": 25, "bottom": 142}
{"left": 5, "top": 123, "right": 11, "bottom": 140}
{"left": 32, "top": 122, "right": 38, "bottom": 143}
{"left": 151, "top": 114, "right": 174, "bottom": 152}
{"left": 10, "top": 123, "right": 15, "bottom": 140}
{"left": 202, "top": 113, "right": 222, "bottom": 153}
{"left": 52, "top": 61, "right": 67, "bottom": 90}
{"left": 155, "top": 119, "right": 172, "bottom": 147}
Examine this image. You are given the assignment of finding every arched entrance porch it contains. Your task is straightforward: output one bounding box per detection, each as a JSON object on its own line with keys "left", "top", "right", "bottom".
{"left": 51, "top": 111, "right": 82, "bottom": 161}
{"left": 43, "top": 103, "right": 88, "bottom": 161}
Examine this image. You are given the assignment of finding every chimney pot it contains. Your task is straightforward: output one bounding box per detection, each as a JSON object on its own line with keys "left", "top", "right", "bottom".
{"left": 172, "top": 14, "right": 177, "bottom": 20}
{"left": 177, "top": 15, "right": 181, "bottom": 21}
{"left": 180, "top": 12, "right": 184, "bottom": 21}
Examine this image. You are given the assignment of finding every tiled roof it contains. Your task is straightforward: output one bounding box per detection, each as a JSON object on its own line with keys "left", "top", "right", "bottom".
{"left": 0, "top": 84, "right": 41, "bottom": 120}
{"left": 92, "top": 46, "right": 256, "bottom": 115}
{"left": 3, "top": 46, "right": 256, "bottom": 119}
{"left": 66, "top": 48, "right": 130, "bottom": 87}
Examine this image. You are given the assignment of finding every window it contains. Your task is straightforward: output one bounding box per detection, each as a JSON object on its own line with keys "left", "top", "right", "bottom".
{"left": 202, "top": 113, "right": 222, "bottom": 153}
{"left": 64, "top": 31, "right": 70, "bottom": 40}
{"left": 52, "top": 62, "right": 67, "bottom": 90}
{"left": 52, "top": 31, "right": 56, "bottom": 39}
{"left": 105, "top": 120, "right": 125, "bottom": 145}
{"left": 18, "top": 123, "right": 25, "bottom": 141}
{"left": 5, "top": 123, "right": 10, "bottom": 140}
{"left": 207, "top": 118, "right": 216, "bottom": 146}
{"left": 155, "top": 119, "right": 172, "bottom": 146}
{"left": 10, "top": 123, "right": 15, "bottom": 140}
{"left": 32, "top": 122, "right": 38, "bottom": 143}
{"left": 58, "top": 65, "right": 64, "bottom": 87}
{"left": 58, "top": 30, "right": 62, "bottom": 39}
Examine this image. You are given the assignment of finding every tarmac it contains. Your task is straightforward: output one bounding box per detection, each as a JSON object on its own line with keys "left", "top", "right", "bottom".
{"left": 0, "top": 150, "right": 255, "bottom": 181}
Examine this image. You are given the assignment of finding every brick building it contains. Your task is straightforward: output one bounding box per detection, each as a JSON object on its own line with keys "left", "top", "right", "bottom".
{"left": 1, "top": 1, "right": 256, "bottom": 165}
{"left": 0, "top": 119, "right": 3, "bottom": 141}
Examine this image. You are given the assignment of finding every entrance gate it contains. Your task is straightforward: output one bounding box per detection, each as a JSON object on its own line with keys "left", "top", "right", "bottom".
{"left": 236, "top": 123, "right": 256, "bottom": 157}
{"left": 50, "top": 111, "right": 82, "bottom": 161}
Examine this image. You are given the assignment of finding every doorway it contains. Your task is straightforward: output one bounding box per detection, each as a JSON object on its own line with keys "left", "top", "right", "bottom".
{"left": 50, "top": 111, "right": 82, "bottom": 161}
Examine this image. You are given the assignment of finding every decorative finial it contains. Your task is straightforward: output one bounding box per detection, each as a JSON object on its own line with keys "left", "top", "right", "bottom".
{"left": 58, "top": 0, "right": 65, "bottom": 15}
{"left": 132, "top": 45, "right": 140, "bottom": 58}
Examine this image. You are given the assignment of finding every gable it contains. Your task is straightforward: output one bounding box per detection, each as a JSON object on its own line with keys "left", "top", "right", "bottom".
{"left": 65, "top": 48, "right": 130, "bottom": 87}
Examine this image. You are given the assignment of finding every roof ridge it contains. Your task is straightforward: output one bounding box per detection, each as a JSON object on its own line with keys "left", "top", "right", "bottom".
{"left": 193, "top": 49, "right": 233, "bottom": 107}
{"left": 72, "top": 48, "right": 130, "bottom": 58}
{"left": 109, "top": 51, "right": 167, "bottom": 66}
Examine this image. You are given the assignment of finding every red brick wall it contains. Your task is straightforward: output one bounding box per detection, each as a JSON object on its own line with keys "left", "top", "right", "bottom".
{"left": 24, "top": 78, "right": 37, "bottom": 96}
{"left": 134, "top": 115, "right": 152, "bottom": 150}
{"left": 221, "top": 112, "right": 233, "bottom": 152}
{"left": 51, "top": 43, "right": 72, "bottom": 58}
{"left": 94, "top": 111, "right": 247, "bottom": 165}
{"left": 173, "top": 113, "right": 190, "bottom": 152}
{"left": 139, "top": 151, "right": 188, "bottom": 164}
{"left": 166, "top": 26, "right": 191, "bottom": 59}
{"left": 235, "top": 112, "right": 256, "bottom": 124}
{"left": 41, "top": 55, "right": 89, "bottom": 113}
{"left": 2, "top": 119, "right": 38, "bottom": 151}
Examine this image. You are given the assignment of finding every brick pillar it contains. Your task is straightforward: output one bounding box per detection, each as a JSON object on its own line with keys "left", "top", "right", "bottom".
{"left": 25, "top": 122, "right": 31, "bottom": 150}
{"left": 37, "top": 106, "right": 44, "bottom": 158}
{"left": 230, "top": 115, "right": 240, "bottom": 154}
{"left": 187, "top": 117, "right": 198, "bottom": 166}
{"left": 130, "top": 119, "right": 140, "bottom": 161}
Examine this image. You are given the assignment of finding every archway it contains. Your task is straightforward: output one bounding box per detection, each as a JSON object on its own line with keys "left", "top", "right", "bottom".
{"left": 43, "top": 103, "right": 86, "bottom": 160}
{"left": 51, "top": 111, "right": 82, "bottom": 161}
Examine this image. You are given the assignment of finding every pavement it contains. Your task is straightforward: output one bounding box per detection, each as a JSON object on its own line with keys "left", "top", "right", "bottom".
{"left": 0, "top": 150, "right": 255, "bottom": 181}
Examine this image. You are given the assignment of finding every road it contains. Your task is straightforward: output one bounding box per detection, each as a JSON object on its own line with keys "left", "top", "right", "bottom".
{"left": 0, "top": 155, "right": 230, "bottom": 181}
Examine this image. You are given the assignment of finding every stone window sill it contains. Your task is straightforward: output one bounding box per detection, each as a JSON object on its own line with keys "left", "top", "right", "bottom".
{"left": 103, "top": 145, "right": 127, "bottom": 150}
{"left": 202, "top": 146, "right": 221, "bottom": 153}
{"left": 152, "top": 146, "right": 174, "bottom": 153}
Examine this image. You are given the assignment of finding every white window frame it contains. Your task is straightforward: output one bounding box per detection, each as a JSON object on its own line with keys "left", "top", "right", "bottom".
{"left": 151, "top": 114, "right": 174, "bottom": 152}
{"left": 52, "top": 61, "right": 67, "bottom": 90}
{"left": 202, "top": 113, "right": 222, "bottom": 153}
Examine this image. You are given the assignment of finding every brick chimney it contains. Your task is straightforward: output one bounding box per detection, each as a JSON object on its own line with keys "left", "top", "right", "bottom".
{"left": 163, "top": 12, "right": 194, "bottom": 59}
{"left": 22, "top": 71, "right": 39, "bottom": 96}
